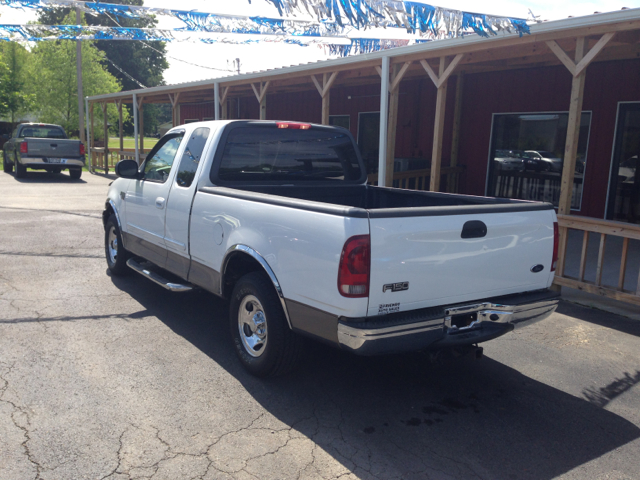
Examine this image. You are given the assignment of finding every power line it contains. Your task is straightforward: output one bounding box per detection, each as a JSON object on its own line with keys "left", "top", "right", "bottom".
{"left": 103, "top": 55, "right": 147, "bottom": 88}
{"left": 102, "top": 11, "right": 235, "bottom": 73}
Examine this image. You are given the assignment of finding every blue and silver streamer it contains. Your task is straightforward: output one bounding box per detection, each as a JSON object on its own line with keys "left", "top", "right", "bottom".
{"left": 0, "top": 23, "right": 352, "bottom": 46}
{"left": 1, "top": 0, "right": 530, "bottom": 38}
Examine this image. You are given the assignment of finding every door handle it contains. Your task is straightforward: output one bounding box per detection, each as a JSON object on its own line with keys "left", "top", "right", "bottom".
{"left": 155, "top": 197, "right": 166, "bottom": 209}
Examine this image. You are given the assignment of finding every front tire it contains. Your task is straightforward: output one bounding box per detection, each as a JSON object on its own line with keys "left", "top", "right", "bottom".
{"left": 105, "top": 214, "right": 130, "bottom": 276}
{"left": 230, "top": 272, "right": 303, "bottom": 377}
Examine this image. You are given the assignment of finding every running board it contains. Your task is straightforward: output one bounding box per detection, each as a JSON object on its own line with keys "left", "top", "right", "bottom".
{"left": 126, "top": 259, "right": 194, "bottom": 292}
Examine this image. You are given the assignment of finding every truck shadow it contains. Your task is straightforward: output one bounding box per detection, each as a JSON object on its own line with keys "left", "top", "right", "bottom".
{"left": 8, "top": 171, "right": 87, "bottom": 183}
{"left": 110, "top": 274, "right": 640, "bottom": 479}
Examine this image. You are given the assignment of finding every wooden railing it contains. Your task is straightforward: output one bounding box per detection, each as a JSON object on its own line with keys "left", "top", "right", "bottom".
{"left": 90, "top": 148, "right": 151, "bottom": 173}
{"left": 554, "top": 215, "right": 640, "bottom": 306}
{"left": 367, "top": 166, "right": 464, "bottom": 192}
{"left": 491, "top": 170, "right": 583, "bottom": 210}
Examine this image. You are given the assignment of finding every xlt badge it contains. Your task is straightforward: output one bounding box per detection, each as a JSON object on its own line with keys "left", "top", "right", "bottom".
{"left": 383, "top": 282, "right": 409, "bottom": 293}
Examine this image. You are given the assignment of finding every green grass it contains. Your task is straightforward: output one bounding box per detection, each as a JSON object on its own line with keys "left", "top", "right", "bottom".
{"left": 108, "top": 137, "right": 158, "bottom": 150}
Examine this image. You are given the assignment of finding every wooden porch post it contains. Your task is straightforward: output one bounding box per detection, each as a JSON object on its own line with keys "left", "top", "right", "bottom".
{"left": 311, "top": 72, "right": 338, "bottom": 125}
{"left": 116, "top": 100, "right": 123, "bottom": 153}
{"left": 138, "top": 96, "right": 144, "bottom": 153}
{"left": 219, "top": 87, "right": 229, "bottom": 120}
{"left": 251, "top": 81, "right": 270, "bottom": 120}
{"left": 449, "top": 74, "right": 464, "bottom": 193}
{"left": 169, "top": 92, "right": 181, "bottom": 127}
{"left": 89, "top": 102, "right": 95, "bottom": 170}
{"left": 384, "top": 62, "right": 411, "bottom": 186}
{"left": 101, "top": 102, "right": 109, "bottom": 174}
{"left": 546, "top": 33, "right": 615, "bottom": 277}
{"left": 421, "top": 54, "right": 464, "bottom": 191}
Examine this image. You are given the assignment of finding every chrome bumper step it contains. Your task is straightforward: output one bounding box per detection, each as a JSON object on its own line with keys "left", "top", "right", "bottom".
{"left": 126, "top": 259, "right": 194, "bottom": 292}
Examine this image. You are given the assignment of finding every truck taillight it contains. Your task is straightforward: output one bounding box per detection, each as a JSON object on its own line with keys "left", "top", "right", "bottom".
{"left": 551, "top": 221, "right": 559, "bottom": 272}
{"left": 338, "top": 235, "right": 370, "bottom": 298}
{"left": 79, "top": 143, "right": 85, "bottom": 155}
{"left": 20, "top": 142, "right": 28, "bottom": 154}
{"left": 276, "top": 122, "right": 311, "bottom": 130}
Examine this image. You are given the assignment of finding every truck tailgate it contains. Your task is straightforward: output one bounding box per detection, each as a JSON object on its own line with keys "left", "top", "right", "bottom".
{"left": 367, "top": 209, "right": 556, "bottom": 317}
{"left": 26, "top": 138, "right": 80, "bottom": 157}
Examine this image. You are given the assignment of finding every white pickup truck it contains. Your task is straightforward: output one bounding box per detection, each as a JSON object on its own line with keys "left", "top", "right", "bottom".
{"left": 103, "top": 120, "right": 560, "bottom": 377}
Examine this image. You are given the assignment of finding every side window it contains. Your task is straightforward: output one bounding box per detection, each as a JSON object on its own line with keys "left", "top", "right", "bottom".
{"left": 175, "top": 127, "right": 210, "bottom": 188}
{"left": 143, "top": 133, "right": 184, "bottom": 183}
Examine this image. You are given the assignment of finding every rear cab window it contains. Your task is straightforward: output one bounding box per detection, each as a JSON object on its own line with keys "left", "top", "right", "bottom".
{"left": 211, "top": 122, "right": 365, "bottom": 185}
{"left": 19, "top": 126, "right": 66, "bottom": 139}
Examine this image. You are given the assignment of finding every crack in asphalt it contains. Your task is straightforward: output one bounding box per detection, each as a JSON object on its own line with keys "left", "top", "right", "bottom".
{"left": 0, "top": 363, "right": 42, "bottom": 479}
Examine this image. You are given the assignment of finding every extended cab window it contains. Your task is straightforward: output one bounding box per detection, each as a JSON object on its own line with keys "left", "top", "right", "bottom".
{"left": 175, "top": 127, "right": 209, "bottom": 188}
{"left": 216, "top": 125, "right": 363, "bottom": 183}
{"left": 143, "top": 133, "right": 184, "bottom": 183}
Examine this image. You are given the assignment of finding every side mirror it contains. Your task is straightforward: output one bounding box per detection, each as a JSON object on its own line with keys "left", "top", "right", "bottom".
{"left": 115, "top": 159, "right": 140, "bottom": 179}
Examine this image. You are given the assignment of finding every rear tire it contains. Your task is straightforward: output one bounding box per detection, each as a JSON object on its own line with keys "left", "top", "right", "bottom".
{"left": 3, "top": 152, "right": 13, "bottom": 173}
{"left": 105, "top": 214, "right": 130, "bottom": 276}
{"left": 14, "top": 160, "right": 26, "bottom": 178}
{"left": 69, "top": 168, "right": 82, "bottom": 180}
{"left": 229, "top": 272, "right": 303, "bottom": 377}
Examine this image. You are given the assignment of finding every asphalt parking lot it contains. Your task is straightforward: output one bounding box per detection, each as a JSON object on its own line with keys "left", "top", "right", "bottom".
{"left": 1, "top": 169, "right": 639, "bottom": 480}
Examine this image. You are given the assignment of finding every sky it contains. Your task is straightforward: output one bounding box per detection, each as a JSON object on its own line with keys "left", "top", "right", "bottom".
{"left": 1, "top": 0, "right": 639, "bottom": 87}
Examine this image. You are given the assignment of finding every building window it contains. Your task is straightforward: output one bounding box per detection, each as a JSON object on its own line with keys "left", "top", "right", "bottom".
{"left": 329, "top": 115, "right": 350, "bottom": 130}
{"left": 203, "top": 117, "right": 215, "bottom": 121}
{"left": 184, "top": 118, "right": 199, "bottom": 124}
{"left": 486, "top": 112, "right": 592, "bottom": 210}
{"left": 357, "top": 112, "right": 380, "bottom": 174}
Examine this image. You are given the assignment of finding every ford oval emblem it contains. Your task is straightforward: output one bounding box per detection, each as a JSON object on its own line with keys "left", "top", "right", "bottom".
{"left": 530, "top": 264, "right": 544, "bottom": 273}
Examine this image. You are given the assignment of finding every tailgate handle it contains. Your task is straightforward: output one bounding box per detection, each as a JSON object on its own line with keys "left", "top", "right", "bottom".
{"left": 461, "top": 220, "right": 487, "bottom": 239}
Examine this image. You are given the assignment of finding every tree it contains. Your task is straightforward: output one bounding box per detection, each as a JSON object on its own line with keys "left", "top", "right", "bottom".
{"left": 0, "top": 43, "right": 34, "bottom": 123}
{"left": 28, "top": 13, "right": 124, "bottom": 138}
{"left": 38, "top": 0, "right": 168, "bottom": 91}
{"left": 38, "top": 1, "right": 169, "bottom": 136}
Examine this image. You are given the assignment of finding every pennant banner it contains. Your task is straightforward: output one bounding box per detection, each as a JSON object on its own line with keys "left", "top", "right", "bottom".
{"left": 0, "top": 23, "right": 352, "bottom": 46}
{"left": 0, "top": 24, "right": 427, "bottom": 57}
{"left": 0, "top": 0, "right": 530, "bottom": 38}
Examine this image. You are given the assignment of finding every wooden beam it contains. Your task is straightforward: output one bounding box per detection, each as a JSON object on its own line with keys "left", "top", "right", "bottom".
{"left": 220, "top": 86, "right": 230, "bottom": 105}
{"left": 102, "top": 102, "right": 109, "bottom": 174}
{"left": 116, "top": 100, "right": 123, "bottom": 152}
{"left": 421, "top": 54, "right": 463, "bottom": 88}
{"left": 420, "top": 59, "right": 440, "bottom": 87}
{"left": 310, "top": 75, "right": 323, "bottom": 96}
{"left": 448, "top": 73, "right": 464, "bottom": 193}
{"left": 90, "top": 103, "right": 95, "bottom": 170}
{"left": 557, "top": 37, "right": 587, "bottom": 215}
{"left": 389, "top": 62, "right": 411, "bottom": 92}
{"left": 139, "top": 102, "right": 144, "bottom": 152}
{"left": 553, "top": 276, "right": 640, "bottom": 307}
{"left": 385, "top": 64, "right": 401, "bottom": 186}
{"left": 429, "top": 56, "right": 455, "bottom": 192}
{"left": 323, "top": 71, "right": 339, "bottom": 94}
{"left": 618, "top": 237, "right": 629, "bottom": 290}
{"left": 574, "top": 32, "right": 615, "bottom": 76}
{"left": 545, "top": 40, "right": 577, "bottom": 75}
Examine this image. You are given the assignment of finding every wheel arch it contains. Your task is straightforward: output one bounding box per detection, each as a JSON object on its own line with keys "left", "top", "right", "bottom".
{"left": 221, "top": 245, "right": 292, "bottom": 329}
{"left": 103, "top": 199, "right": 126, "bottom": 248}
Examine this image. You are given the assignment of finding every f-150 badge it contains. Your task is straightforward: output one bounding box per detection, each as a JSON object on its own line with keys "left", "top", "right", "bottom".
{"left": 383, "top": 282, "right": 409, "bottom": 293}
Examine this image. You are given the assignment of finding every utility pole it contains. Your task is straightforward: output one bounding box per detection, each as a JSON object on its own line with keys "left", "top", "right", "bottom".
{"left": 234, "top": 58, "right": 241, "bottom": 75}
{"left": 76, "top": 5, "right": 85, "bottom": 143}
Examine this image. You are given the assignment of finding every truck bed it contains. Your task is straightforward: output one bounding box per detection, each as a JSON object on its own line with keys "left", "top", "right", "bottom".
{"left": 200, "top": 184, "right": 552, "bottom": 217}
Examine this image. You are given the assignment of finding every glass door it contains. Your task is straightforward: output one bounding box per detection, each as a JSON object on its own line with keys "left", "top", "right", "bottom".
{"left": 607, "top": 103, "right": 640, "bottom": 223}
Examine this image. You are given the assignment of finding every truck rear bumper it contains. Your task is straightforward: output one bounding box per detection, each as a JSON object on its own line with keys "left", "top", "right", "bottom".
{"left": 337, "top": 289, "right": 559, "bottom": 355}
{"left": 19, "top": 157, "right": 85, "bottom": 168}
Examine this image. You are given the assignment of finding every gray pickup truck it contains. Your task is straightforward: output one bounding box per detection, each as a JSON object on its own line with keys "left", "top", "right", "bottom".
{"left": 2, "top": 123, "right": 85, "bottom": 179}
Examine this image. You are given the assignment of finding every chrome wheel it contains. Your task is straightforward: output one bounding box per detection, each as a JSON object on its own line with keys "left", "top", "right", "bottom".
{"left": 238, "top": 294, "right": 268, "bottom": 357}
{"left": 107, "top": 225, "right": 118, "bottom": 265}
